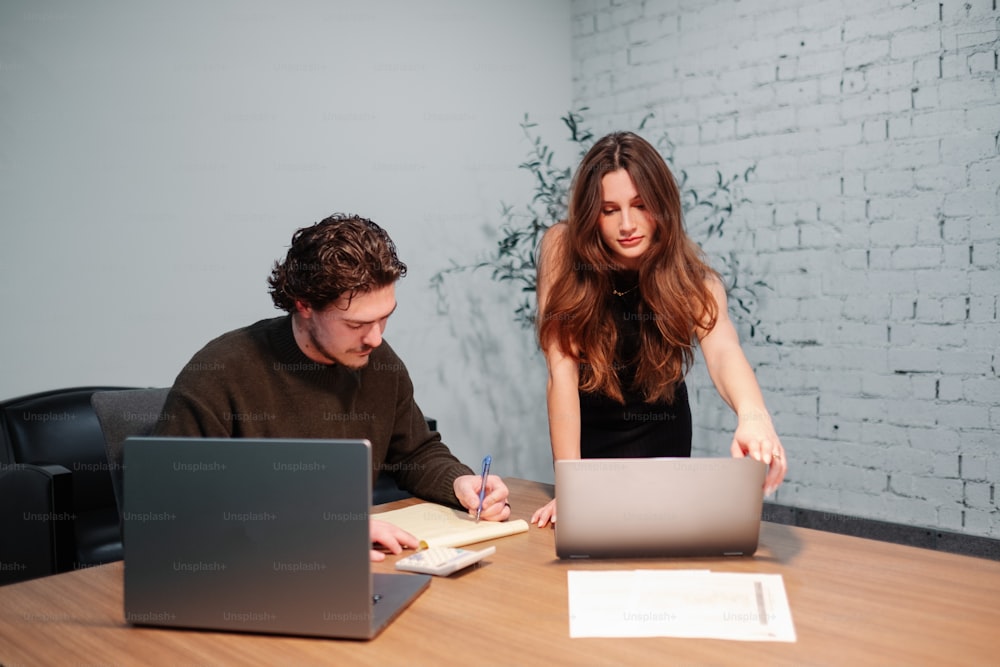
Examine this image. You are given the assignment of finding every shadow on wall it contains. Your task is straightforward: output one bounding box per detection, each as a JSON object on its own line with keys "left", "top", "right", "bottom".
{"left": 434, "top": 273, "right": 551, "bottom": 482}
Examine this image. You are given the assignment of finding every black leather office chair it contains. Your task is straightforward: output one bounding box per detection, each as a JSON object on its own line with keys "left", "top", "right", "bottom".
{"left": 0, "top": 384, "right": 420, "bottom": 587}
{"left": 0, "top": 386, "right": 138, "bottom": 585}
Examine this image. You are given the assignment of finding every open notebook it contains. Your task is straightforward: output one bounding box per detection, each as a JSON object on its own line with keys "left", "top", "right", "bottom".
{"left": 372, "top": 502, "right": 529, "bottom": 549}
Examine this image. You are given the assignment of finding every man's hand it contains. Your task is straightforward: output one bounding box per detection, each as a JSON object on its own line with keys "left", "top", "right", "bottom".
{"left": 454, "top": 474, "right": 512, "bottom": 522}
{"left": 370, "top": 519, "right": 419, "bottom": 562}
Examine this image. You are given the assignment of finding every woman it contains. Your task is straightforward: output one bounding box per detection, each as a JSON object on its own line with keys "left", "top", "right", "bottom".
{"left": 531, "top": 131, "right": 786, "bottom": 527}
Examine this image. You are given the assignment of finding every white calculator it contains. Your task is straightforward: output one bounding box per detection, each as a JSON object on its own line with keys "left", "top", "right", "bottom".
{"left": 394, "top": 546, "right": 496, "bottom": 576}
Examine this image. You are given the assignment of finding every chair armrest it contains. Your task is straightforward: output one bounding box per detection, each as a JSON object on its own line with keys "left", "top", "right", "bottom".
{"left": 0, "top": 463, "right": 75, "bottom": 584}
{"left": 369, "top": 418, "right": 436, "bottom": 505}
{"left": 373, "top": 473, "right": 412, "bottom": 506}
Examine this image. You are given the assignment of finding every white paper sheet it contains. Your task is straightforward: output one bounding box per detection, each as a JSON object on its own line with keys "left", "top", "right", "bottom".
{"left": 567, "top": 570, "right": 796, "bottom": 642}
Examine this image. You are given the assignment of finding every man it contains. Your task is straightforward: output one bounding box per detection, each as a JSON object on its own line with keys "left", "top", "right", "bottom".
{"left": 154, "top": 213, "right": 511, "bottom": 560}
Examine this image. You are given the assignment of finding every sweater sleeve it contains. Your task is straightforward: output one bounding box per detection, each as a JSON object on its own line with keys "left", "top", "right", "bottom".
{"left": 153, "top": 384, "right": 232, "bottom": 438}
{"left": 152, "top": 336, "right": 240, "bottom": 438}
{"left": 382, "top": 358, "right": 474, "bottom": 507}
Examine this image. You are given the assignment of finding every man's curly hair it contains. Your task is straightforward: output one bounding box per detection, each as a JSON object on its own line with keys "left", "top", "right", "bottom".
{"left": 268, "top": 213, "right": 407, "bottom": 312}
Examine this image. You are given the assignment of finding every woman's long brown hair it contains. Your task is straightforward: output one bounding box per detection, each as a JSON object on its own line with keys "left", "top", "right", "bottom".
{"left": 538, "top": 132, "right": 719, "bottom": 404}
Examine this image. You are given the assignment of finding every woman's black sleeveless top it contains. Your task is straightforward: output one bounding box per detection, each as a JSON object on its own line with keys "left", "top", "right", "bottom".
{"left": 578, "top": 271, "right": 693, "bottom": 459}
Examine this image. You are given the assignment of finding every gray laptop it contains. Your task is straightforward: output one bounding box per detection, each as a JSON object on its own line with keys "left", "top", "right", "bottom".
{"left": 123, "top": 437, "right": 430, "bottom": 639}
{"left": 555, "top": 457, "right": 767, "bottom": 559}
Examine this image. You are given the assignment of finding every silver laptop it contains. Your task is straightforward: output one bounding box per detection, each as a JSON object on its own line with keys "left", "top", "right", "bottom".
{"left": 122, "top": 437, "right": 430, "bottom": 639}
{"left": 555, "top": 457, "right": 767, "bottom": 559}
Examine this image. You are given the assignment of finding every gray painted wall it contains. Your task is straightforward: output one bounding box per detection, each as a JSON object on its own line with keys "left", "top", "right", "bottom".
{"left": 0, "top": 1, "right": 569, "bottom": 481}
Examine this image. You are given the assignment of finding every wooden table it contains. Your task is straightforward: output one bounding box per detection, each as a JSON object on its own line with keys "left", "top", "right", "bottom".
{"left": 2, "top": 478, "right": 999, "bottom": 666}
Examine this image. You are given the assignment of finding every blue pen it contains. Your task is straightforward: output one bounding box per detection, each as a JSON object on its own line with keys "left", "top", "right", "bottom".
{"left": 475, "top": 455, "right": 492, "bottom": 522}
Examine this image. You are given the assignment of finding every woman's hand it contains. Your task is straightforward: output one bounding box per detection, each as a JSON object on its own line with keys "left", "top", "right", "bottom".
{"left": 730, "top": 411, "right": 787, "bottom": 496}
{"left": 531, "top": 498, "right": 557, "bottom": 528}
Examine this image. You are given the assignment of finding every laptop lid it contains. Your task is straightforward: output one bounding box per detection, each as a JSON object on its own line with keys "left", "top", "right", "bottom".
{"left": 555, "top": 457, "right": 766, "bottom": 559}
{"left": 123, "top": 436, "right": 429, "bottom": 639}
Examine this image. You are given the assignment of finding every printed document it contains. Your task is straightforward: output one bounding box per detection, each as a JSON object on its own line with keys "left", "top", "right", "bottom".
{"left": 567, "top": 570, "right": 796, "bottom": 641}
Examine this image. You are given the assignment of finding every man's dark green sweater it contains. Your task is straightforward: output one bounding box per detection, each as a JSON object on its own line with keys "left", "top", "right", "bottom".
{"left": 153, "top": 315, "right": 473, "bottom": 506}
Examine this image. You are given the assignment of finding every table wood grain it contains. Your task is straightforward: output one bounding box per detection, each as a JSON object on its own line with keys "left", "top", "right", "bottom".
{"left": 2, "top": 478, "right": 998, "bottom": 666}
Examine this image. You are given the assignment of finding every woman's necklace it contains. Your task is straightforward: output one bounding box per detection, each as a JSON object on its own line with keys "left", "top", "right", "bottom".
{"left": 611, "top": 284, "right": 639, "bottom": 297}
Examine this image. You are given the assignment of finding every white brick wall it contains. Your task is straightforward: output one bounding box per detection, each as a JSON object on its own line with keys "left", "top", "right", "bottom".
{"left": 572, "top": 0, "right": 1000, "bottom": 537}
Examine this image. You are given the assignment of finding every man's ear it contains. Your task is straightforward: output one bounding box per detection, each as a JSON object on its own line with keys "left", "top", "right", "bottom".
{"left": 294, "top": 299, "right": 313, "bottom": 317}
